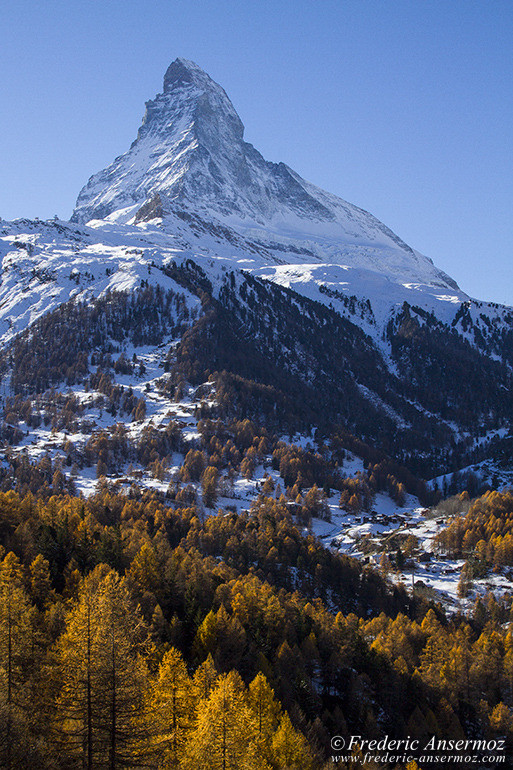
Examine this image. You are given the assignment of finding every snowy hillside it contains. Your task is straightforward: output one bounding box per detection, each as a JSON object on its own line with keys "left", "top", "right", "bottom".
{"left": 3, "top": 315, "right": 511, "bottom": 611}
{"left": 1, "top": 210, "right": 511, "bottom": 356}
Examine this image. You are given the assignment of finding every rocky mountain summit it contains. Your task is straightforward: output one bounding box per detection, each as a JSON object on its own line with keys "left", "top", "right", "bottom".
{"left": 71, "top": 58, "right": 458, "bottom": 301}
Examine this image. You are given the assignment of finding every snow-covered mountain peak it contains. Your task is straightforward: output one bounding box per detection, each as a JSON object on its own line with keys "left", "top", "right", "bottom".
{"left": 163, "top": 57, "right": 209, "bottom": 89}
{"left": 160, "top": 57, "right": 244, "bottom": 143}
{"left": 69, "top": 58, "right": 465, "bottom": 304}
{"left": 163, "top": 57, "right": 232, "bottom": 99}
{"left": 71, "top": 58, "right": 251, "bottom": 225}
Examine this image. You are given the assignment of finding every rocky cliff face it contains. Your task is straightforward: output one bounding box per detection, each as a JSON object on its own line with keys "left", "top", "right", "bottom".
{"left": 71, "top": 58, "right": 458, "bottom": 295}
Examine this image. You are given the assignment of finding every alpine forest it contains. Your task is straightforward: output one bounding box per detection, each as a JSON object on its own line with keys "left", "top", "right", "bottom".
{"left": 0, "top": 58, "right": 512, "bottom": 769}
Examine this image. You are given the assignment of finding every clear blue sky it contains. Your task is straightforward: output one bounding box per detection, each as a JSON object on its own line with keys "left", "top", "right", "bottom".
{"left": 2, "top": 0, "right": 513, "bottom": 304}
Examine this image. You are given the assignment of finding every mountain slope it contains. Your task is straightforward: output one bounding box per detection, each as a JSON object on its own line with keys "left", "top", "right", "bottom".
{"left": 1, "top": 57, "right": 512, "bottom": 482}
{"left": 2, "top": 253, "right": 511, "bottom": 479}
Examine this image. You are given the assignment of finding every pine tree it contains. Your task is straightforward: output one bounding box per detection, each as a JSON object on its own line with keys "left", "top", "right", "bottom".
{"left": 29, "top": 554, "right": 53, "bottom": 610}
{"left": 489, "top": 702, "right": 513, "bottom": 733}
{"left": 201, "top": 466, "right": 219, "bottom": 508}
{"left": 192, "top": 653, "right": 219, "bottom": 702}
{"left": 148, "top": 647, "right": 195, "bottom": 767}
{"left": 193, "top": 609, "right": 218, "bottom": 661}
{"left": 247, "top": 672, "right": 281, "bottom": 763}
{"left": 271, "top": 713, "right": 315, "bottom": 769}
{"left": 128, "top": 542, "right": 161, "bottom": 594}
{"left": 181, "top": 672, "right": 259, "bottom": 769}
{"left": 193, "top": 605, "right": 246, "bottom": 670}
{"left": 0, "top": 553, "right": 37, "bottom": 769}
{"left": 53, "top": 565, "right": 151, "bottom": 768}
{"left": 418, "top": 629, "right": 450, "bottom": 694}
